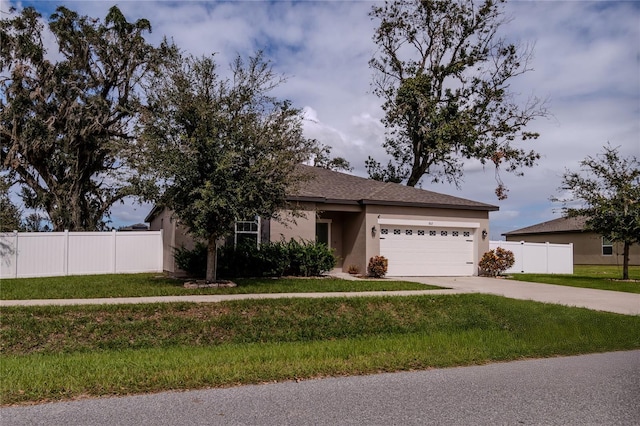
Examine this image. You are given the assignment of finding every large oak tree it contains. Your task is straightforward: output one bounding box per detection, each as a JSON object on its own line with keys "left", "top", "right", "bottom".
{"left": 140, "top": 52, "right": 316, "bottom": 282}
{"left": 367, "top": 0, "right": 547, "bottom": 198}
{"left": 0, "top": 6, "right": 162, "bottom": 230}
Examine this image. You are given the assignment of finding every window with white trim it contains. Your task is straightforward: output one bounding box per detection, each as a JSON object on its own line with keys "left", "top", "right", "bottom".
{"left": 235, "top": 218, "right": 260, "bottom": 247}
{"left": 602, "top": 236, "right": 613, "bottom": 256}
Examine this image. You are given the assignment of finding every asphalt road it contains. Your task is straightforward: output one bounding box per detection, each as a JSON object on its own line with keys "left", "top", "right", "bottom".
{"left": 2, "top": 350, "right": 639, "bottom": 425}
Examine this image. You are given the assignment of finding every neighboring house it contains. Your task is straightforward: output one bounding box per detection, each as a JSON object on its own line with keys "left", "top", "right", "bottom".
{"left": 503, "top": 216, "right": 640, "bottom": 266}
{"left": 146, "top": 165, "right": 498, "bottom": 276}
{"left": 118, "top": 223, "right": 149, "bottom": 231}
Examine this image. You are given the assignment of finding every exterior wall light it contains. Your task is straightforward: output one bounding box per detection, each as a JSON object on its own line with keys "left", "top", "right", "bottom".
{"left": 371, "top": 226, "right": 377, "bottom": 237}
{"left": 482, "top": 229, "right": 488, "bottom": 240}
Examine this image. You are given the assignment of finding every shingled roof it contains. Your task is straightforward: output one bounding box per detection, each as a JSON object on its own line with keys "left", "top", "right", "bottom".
{"left": 503, "top": 216, "right": 587, "bottom": 236}
{"left": 289, "top": 165, "right": 498, "bottom": 212}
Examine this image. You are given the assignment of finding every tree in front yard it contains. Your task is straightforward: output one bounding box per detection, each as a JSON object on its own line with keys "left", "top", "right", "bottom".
{"left": 555, "top": 144, "right": 640, "bottom": 280}
{"left": 140, "top": 52, "right": 316, "bottom": 282}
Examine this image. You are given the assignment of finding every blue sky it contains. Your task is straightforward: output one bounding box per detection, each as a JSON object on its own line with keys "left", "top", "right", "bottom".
{"left": 3, "top": 0, "right": 639, "bottom": 239}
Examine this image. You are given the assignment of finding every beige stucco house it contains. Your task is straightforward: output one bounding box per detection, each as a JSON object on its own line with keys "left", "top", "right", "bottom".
{"left": 146, "top": 165, "right": 498, "bottom": 276}
{"left": 503, "top": 216, "right": 640, "bottom": 266}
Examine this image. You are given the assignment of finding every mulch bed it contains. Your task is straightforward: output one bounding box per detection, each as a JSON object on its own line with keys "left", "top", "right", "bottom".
{"left": 183, "top": 280, "right": 237, "bottom": 288}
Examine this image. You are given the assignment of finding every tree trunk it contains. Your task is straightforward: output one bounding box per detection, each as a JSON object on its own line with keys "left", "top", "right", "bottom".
{"left": 622, "top": 241, "right": 630, "bottom": 280}
{"left": 406, "top": 171, "right": 420, "bottom": 187}
{"left": 206, "top": 234, "right": 218, "bottom": 283}
{"left": 406, "top": 152, "right": 431, "bottom": 187}
{"left": 407, "top": 160, "right": 427, "bottom": 187}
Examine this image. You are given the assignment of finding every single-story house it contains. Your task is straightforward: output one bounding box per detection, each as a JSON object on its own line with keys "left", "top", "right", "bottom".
{"left": 146, "top": 165, "right": 498, "bottom": 276}
{"left": 503, "top": 216, "right": 640, "bottom": 266}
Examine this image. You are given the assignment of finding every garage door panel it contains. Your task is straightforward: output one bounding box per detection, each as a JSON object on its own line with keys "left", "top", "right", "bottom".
{"left": 380, "top": 226, "right": 474, "bottom": 276}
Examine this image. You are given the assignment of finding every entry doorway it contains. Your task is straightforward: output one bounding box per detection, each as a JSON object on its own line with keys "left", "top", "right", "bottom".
{"left": 316, "top": 220, "right": 331, "bottom": 247}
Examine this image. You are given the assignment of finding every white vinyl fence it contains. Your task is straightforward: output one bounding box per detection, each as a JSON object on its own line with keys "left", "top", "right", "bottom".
{"left": 489, "top": 241, "right": 573, "bottom": 274}
{"left": 0, "top": 230, "right": 163, "bottom": 279}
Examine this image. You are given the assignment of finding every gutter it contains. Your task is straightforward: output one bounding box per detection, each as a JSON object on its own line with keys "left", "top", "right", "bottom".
{"left": 287, "top": 196, "right": 498, "bottom": 212}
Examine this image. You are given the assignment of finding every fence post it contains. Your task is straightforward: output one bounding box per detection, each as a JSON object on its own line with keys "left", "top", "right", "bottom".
{"left": 112, "top": 229, "right": 118, "bottom": 274}
{"left": 569, "top": 243, "right": 574, "bottom": 274}
{"left": 158, "top": 229, "right": 164, "bottom": 273}
{"left": 64, "top": 230, "right": 69, "bottom": 276}
{"left": 12, "top": 230, "right": 18, "bottom": 278}
{"left": 545, "top": 242, "right": 550, "bottom": 273}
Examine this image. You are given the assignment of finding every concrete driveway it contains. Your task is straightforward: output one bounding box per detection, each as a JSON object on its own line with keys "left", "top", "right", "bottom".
{"left": 396, "top": 275, "right": 640, "bottom": 315}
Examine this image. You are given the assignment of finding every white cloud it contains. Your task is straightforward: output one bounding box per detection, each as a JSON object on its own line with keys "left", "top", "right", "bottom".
{"left": 6, "top": 0, "right": 639, "bottom": 233}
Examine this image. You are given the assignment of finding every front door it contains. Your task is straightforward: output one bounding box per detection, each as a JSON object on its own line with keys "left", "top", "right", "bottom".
{"left": 316, "top": 221, "right": 330, "bottom": 247}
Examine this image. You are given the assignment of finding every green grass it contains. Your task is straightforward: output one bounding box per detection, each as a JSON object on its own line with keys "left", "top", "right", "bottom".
{"left": 0, "top": 273, "right": 439, "bottom": 300}
{"left": 512, "top": 265, "right": 640, "bottom": 294}
{"left": 2, "top": 294, "right": 639, "bottom": 405}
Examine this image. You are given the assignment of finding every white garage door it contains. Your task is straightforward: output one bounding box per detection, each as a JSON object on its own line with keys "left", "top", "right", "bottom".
{"left": 379, "top": 225, "right": 475, "bottom": 276}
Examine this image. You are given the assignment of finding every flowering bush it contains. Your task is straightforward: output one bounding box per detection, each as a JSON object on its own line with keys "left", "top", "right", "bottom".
{"left": 479, "top": 247, "right": 515, "bottom": 277}
{"left": 368, "top": 256, "right": 388, "bottom": 278}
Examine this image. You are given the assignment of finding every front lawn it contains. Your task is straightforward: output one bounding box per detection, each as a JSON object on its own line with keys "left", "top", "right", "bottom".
{"left": 511, "top": 265, "right": 640, "bottom": 294}
{"left": 2, "top": 294, "right": 639, "bottom": 405}
{"left": 0, "top": 273, "right": 439, "bottom": 300}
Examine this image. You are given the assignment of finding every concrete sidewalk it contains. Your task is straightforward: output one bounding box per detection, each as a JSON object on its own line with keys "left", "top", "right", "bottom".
{"left": 0, "top": 289, "right": 465, "bottom": 307}
{"left": 1, "top": 275, "right": 638, "bottom": 315}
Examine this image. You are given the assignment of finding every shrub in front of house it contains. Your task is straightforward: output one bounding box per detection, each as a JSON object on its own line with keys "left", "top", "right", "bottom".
{"left": 253, "top": 240, "right": 291, "bottom": 277}
{"left": 215, "top": 238, "right": 336, "bottom": 279}
{"left": 173, "top": 242, "right": 208, "bottom": 278}
{"left": 175, "top": 240, "right": 264, "bottom": 278}
{"left": 367, "top": 255, "right": 388, "bottom": 278}
{"left": 284, "top": 239, "right": 336, "bottom": 277}
{"left": 218, "top": 240, "right": 263, "bottom": 278}
{"left": 478, "top": 247, "right": 515, "bottom": 277}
